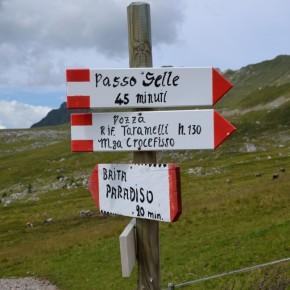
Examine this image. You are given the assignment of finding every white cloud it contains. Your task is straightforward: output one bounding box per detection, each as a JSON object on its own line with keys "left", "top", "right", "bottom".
{"left": 0, "top": 100, "right": 51, "bottom": 129}
{"left": 0, "top": 0, "right": 184, "bottom": 52}
{"left": 0, "top": 0, "right": 184, "bottom": 87}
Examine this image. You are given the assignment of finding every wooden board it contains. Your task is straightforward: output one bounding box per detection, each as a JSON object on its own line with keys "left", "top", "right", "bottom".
{"left": 119, "top": 218, "right": 136, "bottom": 277}
{"left": 66, "top": 67, "right": 232, "bottom": 109}
{"left": 70, "top": 110, "right": 236, "bottom": 152}
{"left": 88, "top": 164, "right": 181, "bottom": 222}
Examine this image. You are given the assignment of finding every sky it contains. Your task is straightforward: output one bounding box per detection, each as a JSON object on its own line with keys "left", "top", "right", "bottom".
{"left": 0, "top": 0, "right": 290, "bottom": 129}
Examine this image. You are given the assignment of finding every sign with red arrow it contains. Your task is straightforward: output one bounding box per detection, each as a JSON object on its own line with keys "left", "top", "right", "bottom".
{"left": 89, "top": 164, "right": 181, "bottom": 222}
{"left": 70, "top": 110, "right": 236, "bottom": 152}
{"left": 66, "top": 67, "right": 232, "bottom": 109}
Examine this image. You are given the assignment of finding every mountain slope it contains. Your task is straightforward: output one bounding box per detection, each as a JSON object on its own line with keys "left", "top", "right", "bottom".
{"left": 31, "top": 102, "right": 69, "bottom": 128}
{"left": 31, "top": 103, "right": 88, "bottom": 128}
{"left": 219, "top": 55, "right": 290, "bottom": 110}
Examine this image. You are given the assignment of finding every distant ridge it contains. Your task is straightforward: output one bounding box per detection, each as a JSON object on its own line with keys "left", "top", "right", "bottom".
{"left": 31, "top": 102, "right": 90, "bottom": 128}
{"left": 31, "top": 102, "right": 69, "bottom": 128}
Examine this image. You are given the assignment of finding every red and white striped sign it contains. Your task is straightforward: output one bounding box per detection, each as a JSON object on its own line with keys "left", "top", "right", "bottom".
{"left": 66, "top": 67, "right": 232, "bottom": 109}
{"left": 89, "top": 164, "right": 181, "bottom": 222}
{"left": 70, "top": 110, "right": 236, "bottom": 152}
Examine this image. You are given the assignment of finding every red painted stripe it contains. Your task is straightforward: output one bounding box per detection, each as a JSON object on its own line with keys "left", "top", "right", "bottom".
{"left": 71, "top": 113, "right": 92, "bottom": 126}
{"left": 168, "top": 164, "right": 182, "bottom": 222}
{"left": 212, "top": 68, "right": 233, "bottom": 105}
{"left": 67, "top": 96, "right": 90, "bottom": 109}
{"left": 71, "top": 140, "right": 93, "bottom": 152}
{"left": 66, "top": 69, "right": 90, "bottom": 82}
{"left": 89, "top": 165, "right": 100, "bottom": 208}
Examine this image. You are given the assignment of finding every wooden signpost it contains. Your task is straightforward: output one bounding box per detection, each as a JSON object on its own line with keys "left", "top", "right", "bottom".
{"left": 70, "top": 110, "right": 235, "bottom": 152}
{"left": 66, "top": 2, "right": 236, "bottom": 290}
{"left": 66, "top": 67, "right": 232, "bottom": 109}
{"left": 89, "top": 164, "right": 181, "bottom": 222}
{"left": 128, "top": 4, "right": 160, "bottom": 289}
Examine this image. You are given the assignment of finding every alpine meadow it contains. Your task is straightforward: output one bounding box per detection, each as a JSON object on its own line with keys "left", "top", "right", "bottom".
{"left": 0, "top": 55, "right": 290, "bottom": 289}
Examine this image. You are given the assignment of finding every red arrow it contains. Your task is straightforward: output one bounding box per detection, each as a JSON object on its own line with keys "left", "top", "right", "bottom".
{"left": 214, "top": 111, "right": 236, "bottom": 149}
{"left": 212, "top": 68, "right": 233, "bottom": 105}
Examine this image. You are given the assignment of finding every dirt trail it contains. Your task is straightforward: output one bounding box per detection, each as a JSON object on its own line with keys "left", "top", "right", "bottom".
{"left": 0, "top": 278, "right": 59, "bottom": 290}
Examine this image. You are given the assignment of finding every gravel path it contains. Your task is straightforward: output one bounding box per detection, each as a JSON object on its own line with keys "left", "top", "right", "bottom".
{"left": 0, "top": 278, "right": 59, "bottom": 290}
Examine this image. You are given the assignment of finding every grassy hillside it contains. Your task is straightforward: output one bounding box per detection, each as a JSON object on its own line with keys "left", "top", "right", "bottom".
{"left": 219, "top": 55, "right": 290, "bottom": 110}
{"left": 1, "top": 56, "right": 290, "bottom": 289}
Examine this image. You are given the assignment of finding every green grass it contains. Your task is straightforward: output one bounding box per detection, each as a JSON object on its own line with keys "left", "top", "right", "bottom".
{"left": 237, "top": 83, "right": 290, "bottom": 109}
{"left": 0, "top": 112, "right": 290, "bottom": 289}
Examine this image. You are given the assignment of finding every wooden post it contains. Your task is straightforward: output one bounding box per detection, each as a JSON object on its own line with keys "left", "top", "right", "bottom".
{"left": 127, "top": 2, "right": 160, "bottom": 290}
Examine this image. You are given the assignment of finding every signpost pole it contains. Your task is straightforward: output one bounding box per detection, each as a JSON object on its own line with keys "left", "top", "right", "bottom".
{"left": 127, "top": 2, "right": 160, "bottom": 290}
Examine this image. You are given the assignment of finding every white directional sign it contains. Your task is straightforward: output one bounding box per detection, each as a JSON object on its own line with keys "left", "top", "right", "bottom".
{"left": 66, "top": 67, "right": 232, "bottom": 109}
{"left": 70, "top": 110, "right": 236, "bottom": 152}
{"left": 89, "top": 164, "right": 181, "bottom": 222}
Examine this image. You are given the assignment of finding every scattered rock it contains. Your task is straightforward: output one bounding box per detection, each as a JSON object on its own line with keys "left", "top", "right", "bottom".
{"left": 188, "top": 167, "right": 203, "bottom": 175}
{"left": 28, "top": 195, "right": 40, "bottom": 202}
{"left": 159, "top": 151, "right": 193, "bottom": 162}
{"left": 3, "top": 200, "right": 11, "bottom": 207}
{"left": 80, "top": 210, "right": 93, "bottom": 218}
{"left": 280, "top": 168, "right": 286, "bottom": 173}
{"left": 255, "top": 173, "right": 262, "bottom": 177}
{"left": 1, "top": 191, "right": 28, "bottom": 206}
{"left": 0, "top": 173, "right": 89, "bottom": 205}
{"left": 245, "top": 143, "right": 257, "bottom": 153}
{"left": 272, "top": 174, "right": 279, "bottom": 180}
{"left": 187, "top": 167, "right": 222, "bottom": 176}
{"left": 0, "top": 128, "right": 68, "bottom": 153}
{"left": 226, "top": 178, "right": 231, "bottom": 183}
{"left": 56, "top": 175, "right": 64, "bottom": 181}
{"left": 26, "top": 222, "right": 33, "bottom": 228}
{"left": 44, "top": 218, "right": 53, "bottom": 224}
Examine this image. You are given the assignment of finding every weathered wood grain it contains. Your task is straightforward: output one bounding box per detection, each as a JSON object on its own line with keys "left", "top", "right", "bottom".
{"left": 127, "top": 2, "right": 160, "bottom": 289}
